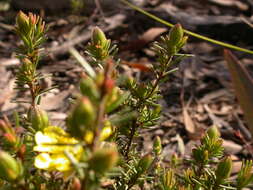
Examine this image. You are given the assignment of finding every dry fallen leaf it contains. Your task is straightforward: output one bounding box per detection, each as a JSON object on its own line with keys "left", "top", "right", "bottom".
{"left": 183, "top": 107, "right": 203, "bottom": 140}
{"left": 222, "top": 140, "right": 242, "bottom": 155}
{"left": 183, "top": 108, "right": 195, "bottom": 134}
{"left": 121, "top": 27, "right": 167, "bottom": 52}
{"left": 224, "top": 49, "right": 253, "bottom": 136}
{"left": 40, "top": 88, "right": 73, "bottom": 111}
{"left": 232, "top": 161, "right": 242, "bottom": 174}
{"left": 121, "top": 60, "right": 152, "bottom": 72}
{"left": 139, "top": 27, "right": 167, "bottom": 42}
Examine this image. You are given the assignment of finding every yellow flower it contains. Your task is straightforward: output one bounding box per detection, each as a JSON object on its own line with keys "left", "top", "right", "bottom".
{"left": 34, "top": 126, "right": 83, "bottom": 173}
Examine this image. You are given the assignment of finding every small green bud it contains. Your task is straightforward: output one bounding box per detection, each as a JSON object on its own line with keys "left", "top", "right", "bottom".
{"left": 16, "top": 11, "right": 29, "bottom": 33}
{"left": 207, "top": 125, "right": 220, "bottom": 140}
{"left": 203, "top": 150, "right": 209, "bottom": 162}
{"left": 125, "top": 77, "right": 134, "bottom": 87}
{"left": 176, "top": 36, "right": 188, "bottom": 50}
{"left": 169, "top": 24, "right": 184, "bottom": 46}
{"left": 171, "top": 154, "right": 179, "bottom": 167}
{"left": 215, "top": 157, "right": 232, "bottom": 183}
{"left": 89, "top": 147, "right": 118, "bottom": 173}
{"left": 137, "top": 154, "right": 153, "bottom": 174}
{"left": 91, "top": 27, "right": 107, "bottom": 46}
{"left": 67, "top": 97, "right": 96, "bottom": 139}
{"left": 80, "top": 76, "right": 100, "bottom": 101}
{"left": 153, "top": 136, "right": 162, "bottom": 155}
{"left": 0, "top": 151, "right": 22, "bottom": 182}
{"left": 28, "top": 106, "right": 49, "bottom": 131}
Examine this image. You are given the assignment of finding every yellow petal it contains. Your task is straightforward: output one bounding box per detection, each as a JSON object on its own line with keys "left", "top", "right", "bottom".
{"left": 34, "top": 153, "right": 52, "bottom": 170}
{"left": 51, "top": 154, "right": 71, "bottom": 172}
{"left": 34, "top": 126, "right": 80, "bottom": 153}
{"left": 34, "top": 145, "right": 70, "bottom": 153}
{"left": 44, "top": 126, "right": 68, "bottom": 137}
{"left": 34, "top": 145, "right": 53, "bottom": 152}
{"left": 71, "top": 145, "right": 84, "bottom": 156}
{"left": 35, "top": 131, "right": 56, "bottom": 145}
{"left": 42, "top": 126, "right": 78, "bottom": 144}
{"left": 34, "top": 126, "right": 84, "bottom": 173}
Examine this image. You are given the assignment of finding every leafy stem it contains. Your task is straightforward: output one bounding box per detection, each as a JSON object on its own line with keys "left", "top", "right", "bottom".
{"left": 124, "top": 119, "right": 137, "bottom": 159}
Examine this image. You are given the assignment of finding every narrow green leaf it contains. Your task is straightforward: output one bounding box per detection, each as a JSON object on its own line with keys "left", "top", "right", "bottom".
{"left": 224, "top": 50, "right": 253, "bottom": 135}
{"left": 120, "top": 0, "right": 253, "bottom": 55}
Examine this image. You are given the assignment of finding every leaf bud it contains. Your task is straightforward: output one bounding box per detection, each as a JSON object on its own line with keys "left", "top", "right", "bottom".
{"left": 80, "top": 76, "right": 100, "bottom": 101}
{"left": 125, "top": 77, "right": 135, "bottom": 87}
{"left": 153, "top": 136, "right": 162, "bottom": 155}
{"left": 207, "top": 125, "right": 220, "bottom": 140}
{"left": 171, "top": 153, "right": 179, "bottom": 167}
{"left": 203, "top": 150, "right": 209, "bottom": 162}
{"left": 16, "top": 11, "right": 29, "bottom": 34}
{"left": 215, "top": 156, "right": 232, "bottom": 183}
{"left": 88, "top": 147, "right": 118, "bottom": 173}
{"left": 67, "top": 97, "right": 96, "bottom": 139}
{"left": 169, "top": 24, "right": 184, "bottom": 46}
{"left": 28, "top": 13, "right": 38, "bottom": 25}
{"left": 28, "top": 106, "right": 49, "bottom": 131}
{"left": 137, "top": 154, "right": 153, "bottom": 174}
{"left": 0, "top": 151, "right": 22, "bottom": 182}
{"left": 176, "top": 36, "right": 188, "bottom": 50}
{"left": 91, "top": 27, "right": 107, "bottom": 47}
